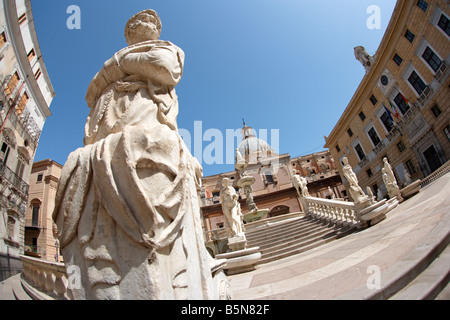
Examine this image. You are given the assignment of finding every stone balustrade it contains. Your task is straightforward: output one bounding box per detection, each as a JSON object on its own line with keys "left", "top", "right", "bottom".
{"left": 420, "top": 160, "right": 450, "bottom": 188}
{"left": 301, "top": 196, "right": 361, "bottom": 227}
{"left": 20, "top": 255, "right": 69, "bottom": 300}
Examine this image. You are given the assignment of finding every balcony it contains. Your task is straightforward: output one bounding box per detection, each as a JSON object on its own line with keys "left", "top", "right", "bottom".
{"left": 372, "top": 141, "right": 385, "bottom": 155}
{"left": 417, "top": 86, "right": 432, "bottom": 106}
{"left": 358, "top": 157, "right": 369, "bottom": 168}
{"left": 0, "top": 161, "right": 29, "bottom": 196}
{"left": 434, "top": 62, "right": 448, "bottom": 83}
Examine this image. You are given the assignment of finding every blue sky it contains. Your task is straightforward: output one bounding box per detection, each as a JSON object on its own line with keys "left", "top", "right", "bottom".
{"left": 31, "top": 0, "right": 396, "bottom": 177}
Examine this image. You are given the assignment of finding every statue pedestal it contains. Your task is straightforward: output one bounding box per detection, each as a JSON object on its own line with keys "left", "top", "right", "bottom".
{"left": 216, "top": 246, "right": 262, "bottom": 275}
{"left": 359, "top": 199, "right": 388, "bottom": 227}
{"left": 227, "top": 233, "right": 248, "bottom": 251}
{"left": 400, "top": 180, "right": 421, "bottom": 200}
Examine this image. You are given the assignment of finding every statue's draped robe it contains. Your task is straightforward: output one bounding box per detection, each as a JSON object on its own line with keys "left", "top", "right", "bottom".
{"left": 220, "top": 187, "right": 243, "bottom": 237}
{"left": 53, "top": 40, "right": 216, "bottom": 299}
{"left": 343, "top": 165, "right": 366, "bottom": 203}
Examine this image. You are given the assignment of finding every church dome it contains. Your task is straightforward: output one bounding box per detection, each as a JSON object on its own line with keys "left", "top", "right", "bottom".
{"left": 237, "top": 123, "right": 276, "bottom": 161}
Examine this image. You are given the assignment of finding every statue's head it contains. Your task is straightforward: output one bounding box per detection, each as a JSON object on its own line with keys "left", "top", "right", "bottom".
{"left": 342, "top": 156, "right": 349, "bottom": 166}
{"left": 125, "top": 9, "right": 162, "bottom": 45}
{"left": 222, "top": 178, "right": 231, "bottom": 187}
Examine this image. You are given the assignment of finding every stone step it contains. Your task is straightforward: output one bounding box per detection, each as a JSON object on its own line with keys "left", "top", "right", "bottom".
{"left": 248, "top": 223, "right": 332, "bottom": 252}
{"left": 389, "top": 245, "right": 450, "bottom": 300}
{"left": 257, "top": 225, "right": 355, "bottom": 265}
{"left": 246, "top": 217, "right": 323, "bottom": 243}
{"left": 245, "top": 216, "right": 313, "bottom": 239}
{"left": 246, "top": 220, "right": 328, "bottom": 247}
{"left": 0, "top": 274, "right": 32, "bottom": 300}
{"left": 259, "top": 227, "right": 333, "bottom": 257}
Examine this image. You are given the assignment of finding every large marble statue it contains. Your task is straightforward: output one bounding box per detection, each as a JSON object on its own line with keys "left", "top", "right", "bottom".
{"left": 220, "top": 178, "right": 244, "bottom": 237}
{"left": 342, "top": 157, "right": 368, "bottom": 204}
{"left": 53, "top": 10, "right": 229, "bottom": 300}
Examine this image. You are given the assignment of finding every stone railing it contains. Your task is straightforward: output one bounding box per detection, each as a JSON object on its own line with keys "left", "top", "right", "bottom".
{"left": 301, "top": 196, "right": 361, "bottom": 227}
{"left": 20, "top": 255, "right": 69, "bottom": 300}
{"left": 420, "top": 160, "right": 450, "bottom": 188}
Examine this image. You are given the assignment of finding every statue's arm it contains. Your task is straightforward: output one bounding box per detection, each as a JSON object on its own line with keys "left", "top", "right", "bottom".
{"left": 119, "top": 46, "right": 184, "bottom": 86}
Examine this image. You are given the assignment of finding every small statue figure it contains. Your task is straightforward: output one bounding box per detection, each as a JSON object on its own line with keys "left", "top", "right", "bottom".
{"left": 220, "top": 178, "right": 245, "bottom": 237}
{"left": 293, "top": 173, "right": 310, "bottom": 197}
{"left": 342, "top": 157, "right": 368, "bottom": 204}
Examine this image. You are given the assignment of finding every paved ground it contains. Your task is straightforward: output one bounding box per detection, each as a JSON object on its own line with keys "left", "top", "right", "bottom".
{"left": 228, "top": 172, "right": 450, "bottom": 300}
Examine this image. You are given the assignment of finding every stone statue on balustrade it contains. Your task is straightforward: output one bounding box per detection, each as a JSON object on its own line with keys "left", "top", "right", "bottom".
{"left": 328, "top": 186, "right": 336, "bottom": 199}
{"left": 383, "top": 157, "right": 398, "bottom": 188}
{"left": 52, "top": 10, "right": 230, "bottom": 300}
{"left": 293, "top": 173, "right": 310, "bottom": 197}
{"left": 382, "top": 158, "right": 402, "bottom": 201}
{"left": 342, "top": 157, "right": 369, "bottom": 206}
{"left": 220, "top": 178, "right": 245, "bottom": 238}
{"left": 382, "top": 168, "right": 402, "bottom": 201}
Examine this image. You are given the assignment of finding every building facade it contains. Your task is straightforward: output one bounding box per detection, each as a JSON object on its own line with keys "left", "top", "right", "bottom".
{"left": 0, "top": 0, "right": 54, "bottom": 280}
{"left": 325, "top": 0, "right": 449, "bottom": 200}
{"left": 200, "top": 123, "right": 343, "bottom": 249}
{"left": 23, "top": 159, "right": 61, "bottom": 262}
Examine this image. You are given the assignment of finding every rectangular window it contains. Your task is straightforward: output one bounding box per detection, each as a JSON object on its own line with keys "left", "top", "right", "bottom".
{"left": 366, "top": 168, "right": 373, "bottom": 178}
{"left": 437, "top": 14, "right": 450, "bottom": 37}
{"left": 15, "top": 160, "right": 25, "bottom": 180}
{"left": 405, "top": 29, "right": 415, "bottom": 43}
{"left": 393, "top": 93, "right": 410, "bottom": 115}
{"left": 1, "top": 142, "right": 10, "bottom": 164}
{"left": 212, "top": 191, "right": 220, "bottom": 204}
{"left": 393, "top": 53, "right": 403, "bottom": 66}
{"left": 1, "top": 142, "right": 8, "bottom": 153}
{"left": 5, "top": 72, "right": 20, "bottom": 97}
{"left": 16, "top": 91, "right": 29, "bottom": 116}
{"left": 347, "top": 128, "right": 353, "bottom": 137}
{"left": 265, "top": 173, "right": 274, "bottom": 184}
{"left": 37, "top": 173, "right": 43, "bottom": 182}
{"left": 18, "top": 13, "right": 27, "bottom": 25}
{"left": 417, "top": 0, "right": 428, "bottom": 11}
{"left": 444, "top": 125, "right": 450, "bottom": 142}
{"left": 380, "top": 111, "right": 394, "bottom": 132}
{"left": 397, "top": 141, "right": 405, "bottom": 152}
{"left": 422, "top": 46, "right": 442, "bottom": 72}
{"left": 336, "top": 145, "right": 341, "bottom": 153}
{"left": 368, "top": 127, "right": 381, "bottom": 146}
{"left": 354, "top": 143, "right": 366, "bottom": 161}
{"left": 0, "top": 32, "right": 6, "bottom": 49}
{"left": 370, "top": 95, "right": 378, "bottom": 105}
{"left": 431, "top": 104, "right": 441, "bottom": 118}
{"left": 34, "top": 68, "right": 41, "bottom": 80}
{"left": 408, "top": 71, "right": 427, "bottom": 95}
{"left": 359, "top": 111, "right": 366, "bottom": 121}
{"left": 27, "top": 49, "right": 35, "bottom": 62}
{"left": 32, "top": 205, "right": 39, "bottom": 226}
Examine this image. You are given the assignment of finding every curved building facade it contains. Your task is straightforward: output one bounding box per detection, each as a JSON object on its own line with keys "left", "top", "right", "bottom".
{"left": 0, "top": 0, "right": 54, "bottom": 280}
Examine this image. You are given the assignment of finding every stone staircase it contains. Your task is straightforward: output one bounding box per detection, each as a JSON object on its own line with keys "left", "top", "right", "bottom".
{"left": 245, "top": 215, "right": 356, "bottom": 265}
